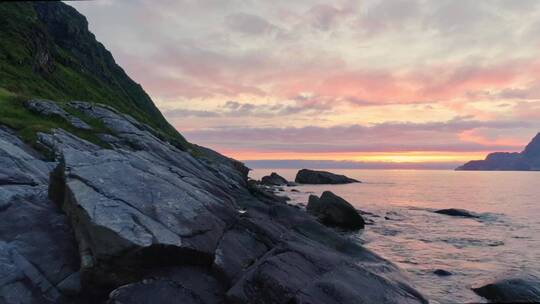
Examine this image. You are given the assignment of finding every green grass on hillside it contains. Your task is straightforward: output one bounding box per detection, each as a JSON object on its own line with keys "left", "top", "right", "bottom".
{"left": 0, "top": 2, "right": 189, "bottom": 150}
{"left": 0, "top": 87, "right": 112, "bottom": 153}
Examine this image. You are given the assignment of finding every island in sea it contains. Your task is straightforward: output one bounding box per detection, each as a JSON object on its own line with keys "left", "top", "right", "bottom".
{"left": 457, "top": 132, "right": 540, "bottom": 171}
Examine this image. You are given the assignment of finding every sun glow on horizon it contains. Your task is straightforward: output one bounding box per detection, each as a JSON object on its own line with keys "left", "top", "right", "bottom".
{"left": 222, "top": 150, "right": 490, "bottom": 163}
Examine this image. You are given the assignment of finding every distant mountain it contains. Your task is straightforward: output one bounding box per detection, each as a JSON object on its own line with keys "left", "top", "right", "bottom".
{"left": 0, "top": 2, "right": 185, "bottom": 146}
{"left": 456, "top": 133, "right": 540, "bottom": 171}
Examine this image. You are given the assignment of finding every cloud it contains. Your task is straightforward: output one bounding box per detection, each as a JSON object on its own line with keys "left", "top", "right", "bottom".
{"left": 359, "top": 0, "right": 422, "bottom": 34}
{"left": 225, "top": 13, "right": 279, "bottom": 36}
{"left": 163, "top": 108, "right": 220, "bottom": 118}
{"left": 183, "top": 118, "right": 532, "bottom": 154}
{"left": 67, "top": 1, "right": 540, "bottom": 162}
{"left": 164, "top": 99, "right": 331, "bottom": 118}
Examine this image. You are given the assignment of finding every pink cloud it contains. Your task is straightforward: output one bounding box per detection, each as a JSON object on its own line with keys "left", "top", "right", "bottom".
{"left": 271, "top": 59, "right": 540, "bottom": 107}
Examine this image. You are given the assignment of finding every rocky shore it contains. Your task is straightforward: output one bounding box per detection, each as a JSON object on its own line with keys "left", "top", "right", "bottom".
{"left": 0, "top": 100, "right": 428, "bottom": 303}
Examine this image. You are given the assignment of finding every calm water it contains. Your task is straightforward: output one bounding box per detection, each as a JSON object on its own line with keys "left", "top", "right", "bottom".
{"left": 250, "top": 169, "right": 540, "bottom": 304}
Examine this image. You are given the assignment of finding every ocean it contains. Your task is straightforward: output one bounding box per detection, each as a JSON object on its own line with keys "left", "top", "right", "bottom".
{"left": 250, "top": 169, "right": 540, "bottom": 304}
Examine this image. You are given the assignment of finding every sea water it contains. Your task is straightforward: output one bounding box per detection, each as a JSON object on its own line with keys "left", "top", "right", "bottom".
{"left": 250, "top": 169, "right": 540, "bottom": 303}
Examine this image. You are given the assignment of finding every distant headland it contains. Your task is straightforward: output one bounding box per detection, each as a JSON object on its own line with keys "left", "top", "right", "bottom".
{"left": 456, "top": 132, "right": 540, "bottom": 171}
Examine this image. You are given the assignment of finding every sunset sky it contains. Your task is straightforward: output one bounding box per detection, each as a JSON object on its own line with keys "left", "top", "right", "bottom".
{"left": 70, "top": 0, "right": 540, "bottom": 168}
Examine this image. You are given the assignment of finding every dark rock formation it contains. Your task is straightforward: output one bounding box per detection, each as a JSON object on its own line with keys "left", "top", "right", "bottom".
{"left": 307, "top": 191, "right": 365, "bottom": 230}
{"left": 295, "top": 169, "right": 360, "bottom": 184}
{"left": 433, "top": 269, "right": 452, "bottom": 276}
{"left": 260, "top": 172, "right": 290, "bottom": 186}
{"left": 457, "top": 132, "right": 540, "bottom": 171}
{"left": 0, "top": 100, "right": 427, "bottom": 303}
{"left": 434, "top": 208, "right": 479, "bottom": 218}
{"left": 472, "top": 273, "right": 540, "bottom": 303}
{"left": 107, "top": 267, "right": 226, "bottom": 304}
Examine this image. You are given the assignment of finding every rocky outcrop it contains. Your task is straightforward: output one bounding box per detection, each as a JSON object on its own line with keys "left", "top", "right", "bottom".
{"left": 0, "top": 100, "right": 426, "bottom": 303}
{"left": 307, "top": 191, "right": 365, "bottom": 230}
{"left": 24, "top": 99, "right": 92, "bottom": 130}
{"left": 434, "top": 208, "right": 479, "bottom": 218}
{"left": 260, "top": 172, "right": 290, "bottom": 186}
{"left": 107, "top": 267, "right": 226, "bottom": 304}
{"left": 0, "top": 127, "right": 80, "bottom": 303}
{"left": 472, "top": 273, "right": 540, "bottom": 303}
{"left": 457, "top": 132, "right": 540, "bottom": 171}
{"left": 295, "top": 169, "right": 360, "bottom": 184}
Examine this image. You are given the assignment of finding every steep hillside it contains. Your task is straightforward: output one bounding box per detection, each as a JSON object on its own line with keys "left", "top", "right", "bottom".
{"left": 0, "top": 2, "right": 185, "bottom": 146}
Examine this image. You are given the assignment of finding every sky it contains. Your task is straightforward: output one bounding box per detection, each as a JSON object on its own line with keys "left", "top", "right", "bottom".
{"left": 69, "top": 0, "right": 540, "bottom": 168}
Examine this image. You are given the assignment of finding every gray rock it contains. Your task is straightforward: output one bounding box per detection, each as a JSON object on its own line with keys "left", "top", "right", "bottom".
{"left": 472, "top": 273, "right": 540, "bottom": 303}
{"left": 213, "top": 227, "right": 269, "bottom": 283}
{"left": 295, "top": 169, "right": 360, "bottom": 184}
{"left": 227, "top": 238, "right": 427, "bottom": 304}
{"left": 108, "top": 267, "right": 226, "bottom": 304}
{"left": 307, "top": 191, "right": 365, "bottom": 230}
{"left": 41, "top": 126, "right": 242, "bottom": 290}
{"left": 66, "top": 101, "right": 246, "bottom": 190}
{"left": 0, "top": 127, "right": 80, "bottom": 303}
{"left": 434, "top": 208, "right": 479, "bottom": 218}
{"left": 24, "top": 99, "right": 92, "bottom": 130}
{"left": 260, "top": 172, "right": 289, "bottom": 186}
{"left": 49, "top": 146, "right": 238, "bottom": 284}
{"left": 56, "top": 272, "right": 82, "bottom": 296}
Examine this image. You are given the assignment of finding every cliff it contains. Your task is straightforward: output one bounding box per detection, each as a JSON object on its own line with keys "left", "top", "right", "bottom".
{"left": 457, "top": 133, "right": 540, "bottom": 171}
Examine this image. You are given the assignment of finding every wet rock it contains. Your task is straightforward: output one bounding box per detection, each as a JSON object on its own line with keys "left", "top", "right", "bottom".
{"left": 260, "top": 172, "right": 290, "bottom": 186}
{"left": 472, "top": 273, "right": 540, "bottom": 303}
{"left": 433, "top": 269, "right": 452, "bottom": 276}
{"left": 307, "top": 191, "right": 365, "bottom": 230}
{"left": 434, "top": 208, "right": 479, "bottom": 218}
{"left": 295, "top": 169, "right": 360, "bottom": 184}
{"left": 24, "top": 99, "right": 92, "bottom": 130}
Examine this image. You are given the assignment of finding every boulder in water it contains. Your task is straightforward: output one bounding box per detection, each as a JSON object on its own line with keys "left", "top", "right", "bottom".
{"left": 433, "top": 269, "right": 452, "bottom": 276}
{"left": 307, "top": 191, "right": 365, "bottom": 230}
{"left": 295, "top": 169, "right": 360, "bottom": 184}
{"left": 260, "top": 172, "right": 290, "bottom": 186}
{"left": 472, "top": 273, "right": 540, "bottom": 303}
{"left": 434, "top": 208, "right": 479, "bottom": 218}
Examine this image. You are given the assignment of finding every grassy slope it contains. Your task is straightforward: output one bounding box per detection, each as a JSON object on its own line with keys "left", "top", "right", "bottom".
{"left": 0, "top": 2, "right": 187, "bottom": 149}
